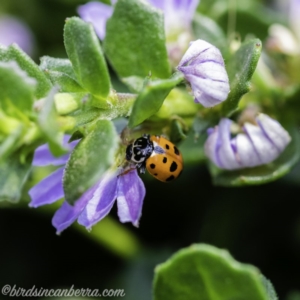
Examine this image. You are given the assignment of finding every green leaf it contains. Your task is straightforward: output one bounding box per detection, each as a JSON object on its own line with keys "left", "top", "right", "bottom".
{"left": 63, "top": 119, "right": 118, "bottom": 204}
{"left": 0, "top": 125, "right": 24, "bottom": 162}
{"left": 192, "top": 13, "right": 227, "bottom": 52}
{"left": 0, "top": 44, "right": 52, "bottom": 98}
{"left": 261, "top": 275, "right": 278, "bottom": 300}
{"left": 40, "top": 56, "right": 85, "bottom": 93}
{"left": 0, "top": 61, "right": 36, "bottom": 116}
{"left": 151, "top": 88, "right": 198, "bottom": 121}
{"left": 169, "top": 119, "right": 187, "bottom": 144}
{"left": 40, "top": 56, "right": 77, "bottom": 79}
{"left": 221, "top": 38, "right": 262, "bottom": 117}
{"left": 122, "top": 76, "right": 145, "bottom": 93}
{"left": 209, "top": 127, "right": 300, "bottom": 186}
{"left": 153, "top": 244, "right": 270, "bottom": 300}
{"left": 104, "top": 0, "right": 170, "bottom": 91}
{"left": 46, "top": 71, "right": 85, "bottom": 93}
{"left": 64, "top": 17, "right": 111, "bottom": 99}
{"left": 0, "top": 155, "right": 32, "bottom": 203}
{"left": 128, "top": 72, "right": 184, "bottom": 128}
{"left": 38, "top": 87, "right": 67, "bottom": 156}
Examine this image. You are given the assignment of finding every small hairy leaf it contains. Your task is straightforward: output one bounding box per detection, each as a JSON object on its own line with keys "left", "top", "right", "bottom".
{"left": 169, "top": 119, "right": 187, "bottom": 144}
{"left": 63, "top": 119, "right": 118, "bottom": 204}
{"left": 40, "top": 56, "right": 84, "bottom": 93}
{"left": 40, "top": 56, "right": 77, "bottom": 79}
{"left": 104, "top": 0, "right": 170, "bottom": 91}
{"left": 222, "top": 38, "right": 262, "bottom": 117}
{"left": 0, "top": 61, "right": 36, "bottom": 116}
{"left": 0, "top": 44, "right": 52, "bottom": 98}
{"left": 0, "top": 155, "right": 32, "bottom": 203}
{"left": 64, "top": 17, "right": 111, "bottom": 100}
{"left": 128, "top": 72, "right": 184, "bottom": 128}
{"left": 46, "top": 71, "right": 85, "bottom": 93}
{"left": 261, "top": 275, "right": 278, "bottom": 300}
{"left": 153, "top": 244, "right": 270, "bottom": 300}
{"left": 38, "top": 87, "right": 67, "bottom": 156}
{"left": 0, "top": 126, "right": 24, "bottom": 162}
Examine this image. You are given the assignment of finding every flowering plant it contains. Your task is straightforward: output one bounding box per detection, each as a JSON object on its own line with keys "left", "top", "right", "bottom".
{"left": 0, "top": 0, "right": 299, "bottom": 298}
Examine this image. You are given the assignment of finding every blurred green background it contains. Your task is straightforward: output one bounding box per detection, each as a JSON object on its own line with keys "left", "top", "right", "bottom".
{"left": 1, "top": 0, "right": 300, "bottom": 299}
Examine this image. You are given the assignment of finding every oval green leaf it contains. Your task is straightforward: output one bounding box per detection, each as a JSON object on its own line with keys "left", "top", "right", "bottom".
{"left": 0, "top": 61, "right": 36, "bottom": 116}
{"left": 46, "top": 71, "right": 85, "bottom": 93}
{"left": 0, "top": 154, "right": 32, "bottom": 203}
{"left": 64, "top": 17, "right": 111, "bottom": 100}
{"left": 40, "top": 56, "right": 77, "bottom": 79}
{"left": 153, "top": 244, "right": 270, "bottom": 300}
{"left": 40, "top": 56, "right": 84, "bottom": 93}
{"left": 104, "top": 0, "right": 170, "bottom": 91}
{"left": 0, "top": 44, "right": 52, "bottom": 98}
{"left": 63, "top": 119, "right": 118, "bottom": 204}
{"left": 128, "top": 72, "right": 184, "bottom": 128}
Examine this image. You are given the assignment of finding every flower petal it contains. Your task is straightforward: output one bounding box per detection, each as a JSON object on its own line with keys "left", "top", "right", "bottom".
{"left": 194, "top": 90, "right": 224, "bottom": 107}
{"left": 29, "top": 167, "right": 64, "bottom": 208}
{"left": 51, "top": 183, "right": 98, "bottom": 234}
{"left": 217, "top": 121, "right": 241, "bottom": 169}
{"left": 178, "top": 40, "right": 214, "bottom": 67}
{"left": 116, "top": 169, "right": 145, "bottom": 227}
{"left": 234, "top": 134, "right": 260, "bottom": 167}
{"left": 33, "top": 144, "right": 70, "bottom": 167}
{"left": 32, "top": 135, "right": 78, "bottom": 166}
{"left": 243, "top": 122, "right": 279, "bottom": 164}
{"left": 256, "top": 114, "right": 291, "bottom": 151}
{"left": 0, "top": 15, "right": 34, "bottom": 55}
{"left": 177, "top": 39, "right": 230, "bottom": 107}
{"left": 186, "top": 73, "right": 229, "bottom": 103}
{"left": 205, "top": 126, "right": 222, "bottom": 167}
{"left": 77, "top": 1, "right": 114, "bottom": 40}
{"left": 289, "top": 0, "right": 300, "bottom": 42}
{"left": 148, "top": 0, "right": 199, "bottom": 29}
{"left": 77, "top": 171, "right": 118, "bottom": 229}
{"left": 204, "top": 114, "right": 291, "bottom": 170}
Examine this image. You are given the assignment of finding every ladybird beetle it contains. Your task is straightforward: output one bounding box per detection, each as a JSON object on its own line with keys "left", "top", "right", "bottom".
{"left": 125, "top": 134, "right": 183, "bottom": 182}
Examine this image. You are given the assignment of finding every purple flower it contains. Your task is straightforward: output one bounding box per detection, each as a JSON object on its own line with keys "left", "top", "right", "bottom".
{"left": 148, "top": 0, "right": 199, "bottom": 65}
{"left": 289, "top": 0, "right": 300, "bottom": 42}
{"left": 77, "top": 1, "right": 115, "bottom": 40}
{"left": 177, "top": 39, "right": 230, "bottom": 107}
{"left": 0, "top": 15, "right": 34, "bottom": 56}
{"left": 29, "top": 135, "right": 145, "bottom": 234}
{"left": 148, "top": 0, "right": 198, "bottom": 32}
{"left": 205, "top": 114, "right": 291, "bottom": 170}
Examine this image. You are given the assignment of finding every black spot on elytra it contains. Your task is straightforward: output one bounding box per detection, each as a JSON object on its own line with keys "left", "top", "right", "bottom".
{"left": 154, "top": 173, "right": 158, "bottom": 176}
{"left": 170, "top": 161, "right": 178, "bottom": 172}
{"left": 150, "top": 163, "right": 156, "bottom": 169}
{"left": 165, "top": 144, "right": 170, "bottom": 149}
{"left": 166, "top": 175, "right": 175, "bottom": 181}
{"left": 163, "top": 157, "right": 167, "bottom": 163}
{"left": 174, "top": 146, "right": 180, "bottom": 155}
